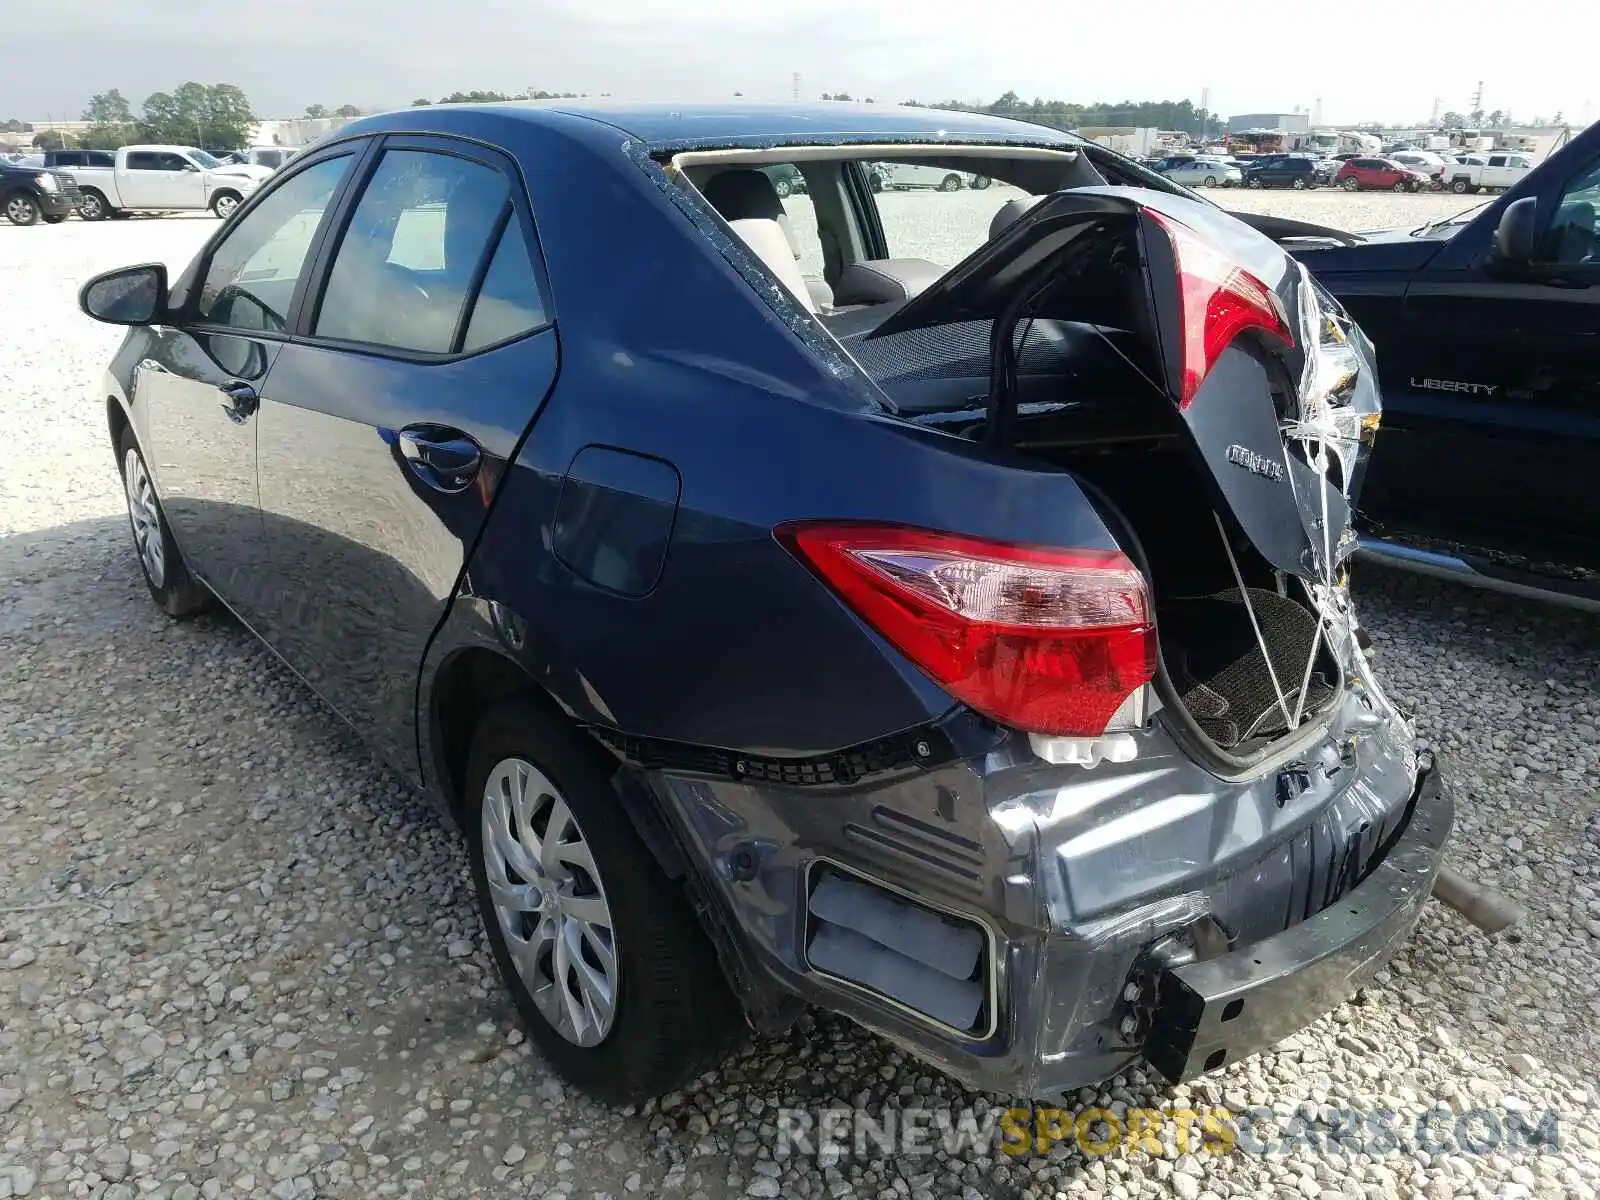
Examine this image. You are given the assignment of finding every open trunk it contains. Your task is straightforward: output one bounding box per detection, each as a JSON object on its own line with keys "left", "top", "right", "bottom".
{"left": 844, "top": 187, "right": 1379, "bottom": 759}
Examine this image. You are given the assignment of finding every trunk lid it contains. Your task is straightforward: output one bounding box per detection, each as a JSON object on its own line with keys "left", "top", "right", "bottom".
{"left": 866, "top": 187, "right": 1375, "bottom": 588}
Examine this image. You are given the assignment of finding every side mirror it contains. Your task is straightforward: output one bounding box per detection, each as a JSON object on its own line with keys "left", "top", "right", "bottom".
{"left": 79, "top": 264, "right": 169, "bottom": 326}
{"left": 1490, "top": 196, "right": 1539, "bottom": 267}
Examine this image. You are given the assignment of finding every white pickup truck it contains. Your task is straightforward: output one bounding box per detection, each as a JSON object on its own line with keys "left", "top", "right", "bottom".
{"left": 62, "top": 145, "right": 273, "bottom": 221}
{"left": 1441, "top": 151, "right": 1535, "bottom": 195}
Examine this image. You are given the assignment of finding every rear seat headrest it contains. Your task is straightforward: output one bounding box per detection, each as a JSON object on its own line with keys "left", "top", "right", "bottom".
{"left": 990, "top": 194, "right": 1044, "bottom": 239}
{"left": 703, "top": 169, "right": 785, "bottom": 222}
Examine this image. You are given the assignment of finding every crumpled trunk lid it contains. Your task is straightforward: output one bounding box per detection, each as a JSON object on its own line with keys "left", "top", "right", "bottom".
{"left": 867, "top": 187, "right": 1380, "bottom": 592}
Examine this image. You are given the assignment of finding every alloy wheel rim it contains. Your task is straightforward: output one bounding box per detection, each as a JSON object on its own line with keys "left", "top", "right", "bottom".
{"left": 216, "top": 195, "right": 238, "bottom": 217}
{"left": 122, "top": 447, "right": 166, "bottom": 588}
{"left": 81, "top": 196, "right": 101, "bottom": 217}
{"left": 6, "top": 197, "right": 32, "bottom": 222}
{"left": 481, "top": 757, "right": 618, "bottom": 1047}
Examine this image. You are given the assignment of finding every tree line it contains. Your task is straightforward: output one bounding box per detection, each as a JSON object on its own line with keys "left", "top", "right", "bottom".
{"left": 21, "top": 84, "right": 262, "bottom": 151}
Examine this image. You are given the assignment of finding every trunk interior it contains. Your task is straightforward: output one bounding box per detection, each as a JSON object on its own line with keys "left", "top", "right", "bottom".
{"left": 874, "top": 321, "right": 1343, "bottom": 760}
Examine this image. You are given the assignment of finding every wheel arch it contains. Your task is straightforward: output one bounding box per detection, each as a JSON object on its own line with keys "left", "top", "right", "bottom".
{"left": 422, "top": 636, "right": 691, "bottom": 884}
{"left": 107, "top": 394, "right": 131, "bottom": 457}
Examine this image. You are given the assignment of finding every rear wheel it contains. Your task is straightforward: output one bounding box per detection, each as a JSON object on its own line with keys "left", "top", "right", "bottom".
{"left": 969, "top": 176, "right": 991, "bottom": 190}
{"left": 463, "top": 698, "right": 742, "bottom": 1103}
{"left": 77, "top": 189, "right": 111, "bottom": 220}
{"left": 1451, "top": 178, "right": 1471, "bottom": 194}
{"left": 772, "top": 179, "right": 792, "bottom": 199}
{"left": 1342, "top": 176, "right": 1361, "bottom": 191}
{"left": 4, "top": 193, "right": 40, "bottom": 226}
{"left": 116, "top": 429, "right": 211, "bottom": 618}
{"left": 1203, "top": 175, "right": 1217, "bottom": 188}
{"left": 939, "top": 174, "right": 962, "bottom": 192}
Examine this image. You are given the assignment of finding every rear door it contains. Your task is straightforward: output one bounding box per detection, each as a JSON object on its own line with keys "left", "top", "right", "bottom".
{"left": 252, "top": 135, "right": 558, "bottom": 768}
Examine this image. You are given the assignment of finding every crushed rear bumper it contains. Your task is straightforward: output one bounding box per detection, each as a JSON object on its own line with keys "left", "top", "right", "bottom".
{"left": 1144, "top": 762, "right": 1450, "bottom": 1081}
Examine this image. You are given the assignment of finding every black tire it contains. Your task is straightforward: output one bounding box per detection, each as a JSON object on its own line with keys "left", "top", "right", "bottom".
{"left": 969, "top": 176, "right": 991, "bottom": 190}
{"left": 4, "top": 192, "right": 40, "bottom": 226}
{"left": 42, "top": 212, "right": 69, "bottom": 224}
{"left": 773, "top": 179, "right": 792, "bottom": 199}
{"left": 77, "top": 189, "right": 111, "bottom": 220}
{"left": 1246, "top": 176, "right": 1263, "bottom": 189}
{"left": 939, "top": 174, "right": 962, "bottom": 192}
{"left": 1342, "top": 177, "right": 1361, "bottom": 191}
{"left": 116, "top": 428, "right": 212, "bottom": 618}
{"left": 210, "top": 190, "right": 242, "bottom": 219}
{"left": 868, "top": 172, "right": 882, "bottom": 193}
{"left": 463, "top": 698, "right": 742, "bottom": 1103}
{"left": 1292, "top": 176, "right": 1307, "bottom": 190}
{"left": 1203, "top": 175, "right": 1217, "bottom": 188}
{"left": 1450, "top": 178, "right": 1470, "bottom": 194}
{"left": 1392, "top": 180, "right": 1407, "bottom": 193}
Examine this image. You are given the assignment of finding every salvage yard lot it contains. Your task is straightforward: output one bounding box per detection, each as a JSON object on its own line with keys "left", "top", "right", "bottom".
{"left": 1, "top": 197, "right": 1597, "bottom": 1199}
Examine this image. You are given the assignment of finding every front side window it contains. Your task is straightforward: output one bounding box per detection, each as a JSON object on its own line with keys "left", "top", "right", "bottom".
{"left": 315, "top": 149, "right": 510, "bottom": 353}
{"left": 195, "top": 154, "right": 352, "bottom": 332}
{"left": 1539, "top": 158, "right": 1600, "bottom": 265}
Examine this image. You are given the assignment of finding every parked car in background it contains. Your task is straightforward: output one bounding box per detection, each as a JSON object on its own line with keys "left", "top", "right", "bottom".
{"left": 77, "top": 99, "right": 1447, "bottom": 1105}
{"left": 1242, "top": 155, "right": 1320, "bottom": 189}
{"left": 1334, "top": 158, "right": 1431, "bottom": 192}
{"left": 1441, "top": 152, "right": 1535, "bottom": 194}
{"left": 1390, "top": 151, "right": 1448, "bottom": 187}
{"left": 760, "top": 162, "right": 806, "bottom": 197}
{"left": 0, "top": 158, "right": 80, "bottom": 225}
{"left": 59, "top": 145, "right": 273, "bottom": 220}
{"left": 1154, "top": 155, "right": 1241, "bottom": 187}
{"left": 873, "top": 160, "right": 970, "bottom": 191}
{"left": 1288, "top": 118, "right": 1600, "bottom": 609}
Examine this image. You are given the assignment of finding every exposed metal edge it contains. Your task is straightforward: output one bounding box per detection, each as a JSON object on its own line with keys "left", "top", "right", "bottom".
{"left": 1356, "top": 535, "right": 1600, "bottom": 614}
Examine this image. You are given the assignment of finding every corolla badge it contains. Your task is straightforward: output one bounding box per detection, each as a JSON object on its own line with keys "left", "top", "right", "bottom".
{"left": 1225, "top": 444, "right": 1286, "bottom": 482}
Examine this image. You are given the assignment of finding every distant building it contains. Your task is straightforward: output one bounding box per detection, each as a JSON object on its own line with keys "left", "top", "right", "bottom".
{"left": 1228, "top": 112, "right": 1310, "bottom": 135}
{"left": 1074, "top": 126, "right": 1160, "bottom": 156}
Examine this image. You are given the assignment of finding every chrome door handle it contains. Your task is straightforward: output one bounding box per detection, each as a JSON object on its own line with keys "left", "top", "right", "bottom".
{"left": 397, "top": 425, "right": 482, "bottom": 494}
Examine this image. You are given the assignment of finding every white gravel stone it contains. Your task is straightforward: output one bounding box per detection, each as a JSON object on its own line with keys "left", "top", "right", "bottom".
{"left": 1, "top": 193, "right": 1596, "bottom": 1200}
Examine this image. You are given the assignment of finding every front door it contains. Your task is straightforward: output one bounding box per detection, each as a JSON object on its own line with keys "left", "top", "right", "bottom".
{"left": 140, "top": 150, "right": 359, "bottom": 619}
{"left": 254, "top": 137, "right": 558, "bottom": 769}
{"left": 1360, "top": 152, "right": 1600, "bottom": 563}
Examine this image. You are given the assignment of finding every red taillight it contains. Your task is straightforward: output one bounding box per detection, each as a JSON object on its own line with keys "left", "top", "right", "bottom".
{"left": 1147, "top": 210, "right": 1293, "bottom": 410}
{"left": 779, "top": 523, "right": 1156, "bottom": 737}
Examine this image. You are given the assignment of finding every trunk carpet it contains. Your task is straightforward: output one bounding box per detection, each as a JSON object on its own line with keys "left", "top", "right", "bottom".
{"left": 1160, "top": 587, "right": 1337, "bottom": 750}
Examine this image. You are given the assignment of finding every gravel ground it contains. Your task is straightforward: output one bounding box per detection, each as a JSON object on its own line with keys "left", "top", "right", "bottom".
{"left": 1, "top": 202, "right": 1597, "bottom": 1200}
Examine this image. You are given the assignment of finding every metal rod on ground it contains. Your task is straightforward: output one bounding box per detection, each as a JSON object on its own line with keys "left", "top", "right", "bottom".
{"left": 1430, "top": 865, "right": 1526, "bottom": 933}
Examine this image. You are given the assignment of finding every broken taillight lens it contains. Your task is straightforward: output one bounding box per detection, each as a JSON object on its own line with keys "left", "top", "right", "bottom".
{"left": 779, "top": 523, "right": 1156, "bottom": 737}
{"left": 1147, "top": 210, "right": 1294, "bottom": 409}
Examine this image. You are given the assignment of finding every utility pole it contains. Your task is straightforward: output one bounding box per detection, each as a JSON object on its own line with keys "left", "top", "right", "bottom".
{"left": 1430, "top": 95, "right": 1440, "bottom": 124}
{"left": 1471, "top": 80, "right": 1485, "bottom": 118}
{"left": 1313, "top": 96, "right": 1323, "bottom": 127}
{"left": 1199, "top": 86, "right": 1210, "bottom": 137}
{"left": 791, "top": 72, "right": 801, "bottom": 102}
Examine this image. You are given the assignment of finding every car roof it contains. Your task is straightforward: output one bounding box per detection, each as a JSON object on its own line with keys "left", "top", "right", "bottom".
{"left": 369, "top": 99, "right": 1089, "bottom": 150}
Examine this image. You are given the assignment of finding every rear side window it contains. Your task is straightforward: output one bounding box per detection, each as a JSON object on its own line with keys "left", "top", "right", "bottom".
{"left": 315, "top": 149, "right": 510, "bottom": 354}
{"left": 126, "top": 152, "right": 159, "bottom": 171}
{"left": 461, "top": 218, "right": 549, "bottom": 351}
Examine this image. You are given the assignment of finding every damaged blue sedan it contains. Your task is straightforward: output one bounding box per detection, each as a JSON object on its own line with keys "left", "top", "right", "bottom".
{"left": 80, "top": 100, "right": 1454, "bottom": 1103}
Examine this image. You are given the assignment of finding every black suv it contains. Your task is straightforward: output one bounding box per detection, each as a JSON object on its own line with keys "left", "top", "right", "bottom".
{"left": 1243, "top": 156, "right": 1320, "bottom": 190}
{"left": 0, "top": 159, "right": 80, "bottom": 225}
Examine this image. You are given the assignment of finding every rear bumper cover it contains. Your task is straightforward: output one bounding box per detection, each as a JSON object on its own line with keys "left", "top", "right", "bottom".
{"left": 1144, "top": 763, "right": 1449, "bottom": 1081}
{"left": 645, "top": 674, "right": 1448, "bottom": 1097}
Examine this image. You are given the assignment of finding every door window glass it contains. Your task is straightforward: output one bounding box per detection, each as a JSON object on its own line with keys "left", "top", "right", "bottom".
{"left": 461, "top": 218, "right": 549, "bottom": 352}
{"left": 126, "top": 152, "right": 160, "bottom": 170}
{"left": 315, "top": 149, "right": 509, "bottom": 353}
{"left": 1540, "top": 158, "right": 1600, "bottom": 265}
{"left": 195, "top": 155, "right": 352, "bottom": 332}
